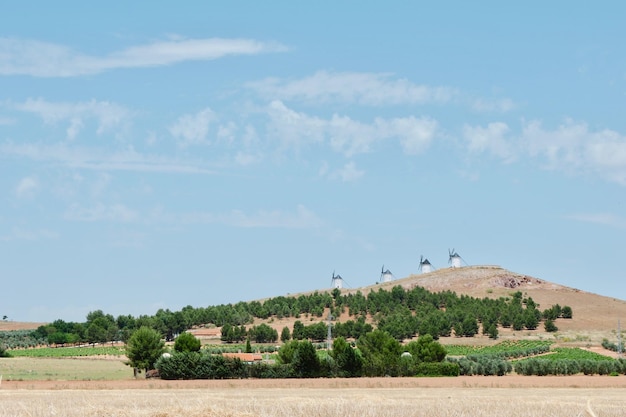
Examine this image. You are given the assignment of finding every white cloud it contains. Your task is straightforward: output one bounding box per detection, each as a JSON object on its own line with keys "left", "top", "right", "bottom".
{"left": 176, "top": 204, "right": 323, "bottom": 229}
{"left": 234, "top": 152, "right": 261, "bottom": 166}
{"left": 319, "top": 161, "right": 365, "bottom": 182}
{"left": 15, "top": 176, "right": 39, "bottom": 198}
{"left": 463, "top": 122, "right": 515, "bottom": 161}
{"left": 266, "top": 101, "right": 439, "bottom": 156}
{"left": 65, "top": 203, "right": 138, "bottom": 222}
{"left": 522, "top": 119, "right": 626, "bottom": 184}
{"left": 0, "top": 227, "right": 57, "bottom": 242}
{"left": 0, "top": 142, "right": 215, "bottom": 174}
{"left": 566, "top": 213, "right": 626, "bottom": 229}
{"left": 471, "top": 97, "right": 516, "bottom": 113}
{"left": 169, "top": 108, "right": 215, "bottom": 147}
{"left": 266, "top": 100, "right": 326, "bottom": 149}
{"left": 13, "top": 98, "right": 131, "bottom": 139}
{"left": 0, "top": 37, "right": 287, "bottom": 77}
{"left": 463, "top": 119, "right": 626, "bottom": 185}
{"left": 0, "top": 116, "right": 15, "bottom": 125}
{"left": 384, "top": 116, "right": 438, "bottom": 155}
{"left": 249, "top": 71, "right": 457, "bottom": 105}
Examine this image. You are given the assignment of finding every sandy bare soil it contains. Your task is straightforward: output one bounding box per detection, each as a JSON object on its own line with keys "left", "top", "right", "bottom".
{"left": 0, "top": 321, "right": 45, "bottom": 331}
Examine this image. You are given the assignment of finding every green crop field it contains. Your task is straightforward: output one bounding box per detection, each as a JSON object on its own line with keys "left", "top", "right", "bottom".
{"left": 8, "top": 346, "right": 125, "bottom": 358}
{"left": 534, "top": 348, "right": 613, "bottom": 361}
{"left": 445, "top": 340, "right": 552, "bottom": 356}
{"left": 0, "top": 357, "right": 132, "bottom": 381}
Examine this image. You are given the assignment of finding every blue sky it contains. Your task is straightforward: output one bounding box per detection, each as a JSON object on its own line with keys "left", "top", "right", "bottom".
{"left": 2, "top": 2, "right": 625, "bottom": 322}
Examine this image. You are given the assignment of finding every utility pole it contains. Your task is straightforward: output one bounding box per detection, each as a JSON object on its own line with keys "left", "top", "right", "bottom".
{"left": 327, "top": 313, "right": 333, "bottom": 351}
{"left": 618, "top": 319, "right": 623, "bottom": 358}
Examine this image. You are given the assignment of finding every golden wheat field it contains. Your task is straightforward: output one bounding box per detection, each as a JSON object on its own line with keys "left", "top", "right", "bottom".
{"left": 1, "top": 386, "right": 626, "bottom": 417}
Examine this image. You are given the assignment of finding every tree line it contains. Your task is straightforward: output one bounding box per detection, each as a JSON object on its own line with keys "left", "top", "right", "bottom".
{"left": 24, "top": 286, "right": 572, "bottom": 348}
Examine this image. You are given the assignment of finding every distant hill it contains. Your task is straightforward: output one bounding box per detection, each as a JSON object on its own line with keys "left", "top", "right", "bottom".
{"left": 0, "top": 321, "right": 45, "bottom": 331}
{"left": 345, "top": 266, "right": 626, "bottom": 339}
{"left": 247, "top": 265, "right": 626, "bottom": 346}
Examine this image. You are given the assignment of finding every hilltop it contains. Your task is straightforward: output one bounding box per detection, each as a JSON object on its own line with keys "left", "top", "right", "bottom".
{"left": 242, "top": 266, "right": 626, "bottom": 347}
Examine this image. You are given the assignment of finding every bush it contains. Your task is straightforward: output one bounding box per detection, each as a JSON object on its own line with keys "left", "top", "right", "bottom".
{"left": 0, "top": 345, "right": 10, "bottom": 358}
{"left": 415, "top": 362, "right": 459, "bottom": 377}
{"left": 246, "top": 362, "right": 295, "bottom": 379}
{"left": 544, "top": 319, "right": 558, "bottom": 333}
{"left": 449, "top": 355, "right": 512, "bottom": 376}
{"left": 157, "top": 351, "right": 246, "bottom": 380}
{"left": 174, "top": 332, "right": 201, "bottom": 353}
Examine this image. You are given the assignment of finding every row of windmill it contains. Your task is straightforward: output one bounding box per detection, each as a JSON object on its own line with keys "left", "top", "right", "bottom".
{"left": 330, "top": 249, "right": 467, "bottom": 289}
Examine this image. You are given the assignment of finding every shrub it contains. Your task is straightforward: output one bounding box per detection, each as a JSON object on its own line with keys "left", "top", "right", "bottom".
{"left": 174, "top": 332, "right": 201, "bottom": 353}
{"left": 0, "top": 345, "right": 10, "bottom": 358}
{"left": 544, "top": 319, "right": 558, "bottom": 333}
{"left": 415, "top": 362, "right": 459, "bottom": 377}
{"left": 156, "top": 351, "right": 246, "bottom": 380}
{"left": 246, "top": 362, "right": 295, "bottom": 379}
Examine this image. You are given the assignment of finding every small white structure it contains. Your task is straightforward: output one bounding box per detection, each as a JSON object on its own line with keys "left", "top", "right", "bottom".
{"left": 380, "top": 265, "right": 394, "bottom": 283}
{"left": 331, "top": 271, "right": 344, "bottom": 289}
{"left": 419, "top": 256, "right": 433, "bottom": 273}
{"left": 448, "top": 249, "right": 463, "bottom": 268}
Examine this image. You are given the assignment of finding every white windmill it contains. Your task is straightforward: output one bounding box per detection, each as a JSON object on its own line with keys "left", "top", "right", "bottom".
{"left": 418, "top": 255, "right": 434, "bottom": 273}
{"left": 448, "top": 248, "right": 465, "bottom": 268}
{"left": 330, "top": 271, "right": 344, "bottom": 289}
{"left": 380, "top": 265, "right": 394, "bottom": 283}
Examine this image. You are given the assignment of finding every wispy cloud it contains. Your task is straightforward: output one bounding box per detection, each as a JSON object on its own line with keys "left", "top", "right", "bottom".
{"left": 463, "top": 122, "right": 516, "bottom": 161}
{"left": 266, "top": 101, "right": 439, "bottom": 156}
{"left": 320, "top": 161, "right": 365, "bottom": 182}
{"left": 172, "top": 204, "right": 323, "bottom": 229}
{"left": 15, "top": 176, "right": 39, "bottom": 198}
{"left": 169, "top": 108, "right": 215, "bottom": 147}
{"left": 463, "top": 119, "right": 626, "bottom": 185}
{"left": 471, "top": 97, "right": 516, "bottom": 113}
{"left": 566, "top": 213, "right": 626, "bottom": 229}
{"left": 0, "top": 116, "right": 15, "bottom": 125}
{"left": 0, "top": 37, "right": 287, "bottom": 77}
{"left": 0, "top": 142, "right": 215, "bottom": 174}
{"left": 523, "top": 119, "right": 626, "bottom": 184}
{"left": 249, "top": 71, "right": 457, "bottom": 105}
{"left": 0, "top": 227, "right": 58, "bottom": 242}
{"left": 65, "top": 203, "right": 138, "bottom": 222}
{"left": 12, "top": 98, "right": 132, "bottom": 139}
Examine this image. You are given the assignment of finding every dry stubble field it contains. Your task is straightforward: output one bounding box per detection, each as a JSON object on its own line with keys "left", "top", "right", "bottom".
{"left": 2, "top": 377, "right": 626, "bottom": 417}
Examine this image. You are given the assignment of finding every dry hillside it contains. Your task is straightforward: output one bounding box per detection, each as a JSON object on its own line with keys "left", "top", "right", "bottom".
{"left": 231, "top": 266, "right": 626, "bottom": 347}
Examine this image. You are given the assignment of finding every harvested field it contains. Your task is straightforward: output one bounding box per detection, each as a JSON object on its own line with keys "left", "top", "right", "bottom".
{"left": 1, "top": 383, "right": 625, "bottom": 417}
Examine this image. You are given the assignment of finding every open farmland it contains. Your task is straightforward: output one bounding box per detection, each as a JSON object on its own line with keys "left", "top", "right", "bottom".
{"left": 1, "top": 384, "right": 626, "bottom": 417}
{"left": 0, "top": 357, "right": 130, "bottom": 381}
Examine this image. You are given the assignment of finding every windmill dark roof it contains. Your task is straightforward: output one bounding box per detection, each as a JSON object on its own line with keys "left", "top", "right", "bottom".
{"left": 421, "top": 259, "right": 432, "bottom": 265}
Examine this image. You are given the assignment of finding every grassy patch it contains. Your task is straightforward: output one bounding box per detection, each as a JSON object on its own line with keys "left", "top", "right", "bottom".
{"left": 0, "top": 357, "right": 132, "bottom": 381}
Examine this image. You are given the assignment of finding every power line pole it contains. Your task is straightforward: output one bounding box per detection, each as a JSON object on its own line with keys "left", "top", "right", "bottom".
{"left": 618, "top": 319, "right": 623, "bottom": 358}
{"left": 327, "top": 313, "right": 333, "bottom": 351}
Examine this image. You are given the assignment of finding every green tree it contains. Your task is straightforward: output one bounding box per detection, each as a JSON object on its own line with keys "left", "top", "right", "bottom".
{"left": 251, "top": 323, "right": 278, "bottom": 343}
{"left": 405, "top": 334, "right": 447, "bottom": 363}
{"left": 561, "top": 306, "right": 573, "bottom": 319}
{"left": 245, "top": 337, "right": 252, "bottom": 353}
{"left": 126, "top": 326, "right": 165, "bottom": 373}
{"left": 544, "top": 319, "right": 558, "bottom": 333}
{"left": 280, "top": 326, "right": 291, "bottom": 343}
{"left": 331, "top": 337, "right": 362, "bottom": 377}
{"left": 292, "top": 340, "right": 320, "bottom": 377}
{"left": 174, "top": 332, "right": 201, "bottom": 353}
{"left": 357, "top": 330, "right": 402, "bottom": 377}
{"left": 292, "top": 320, "right": 305, "bottom": 340}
